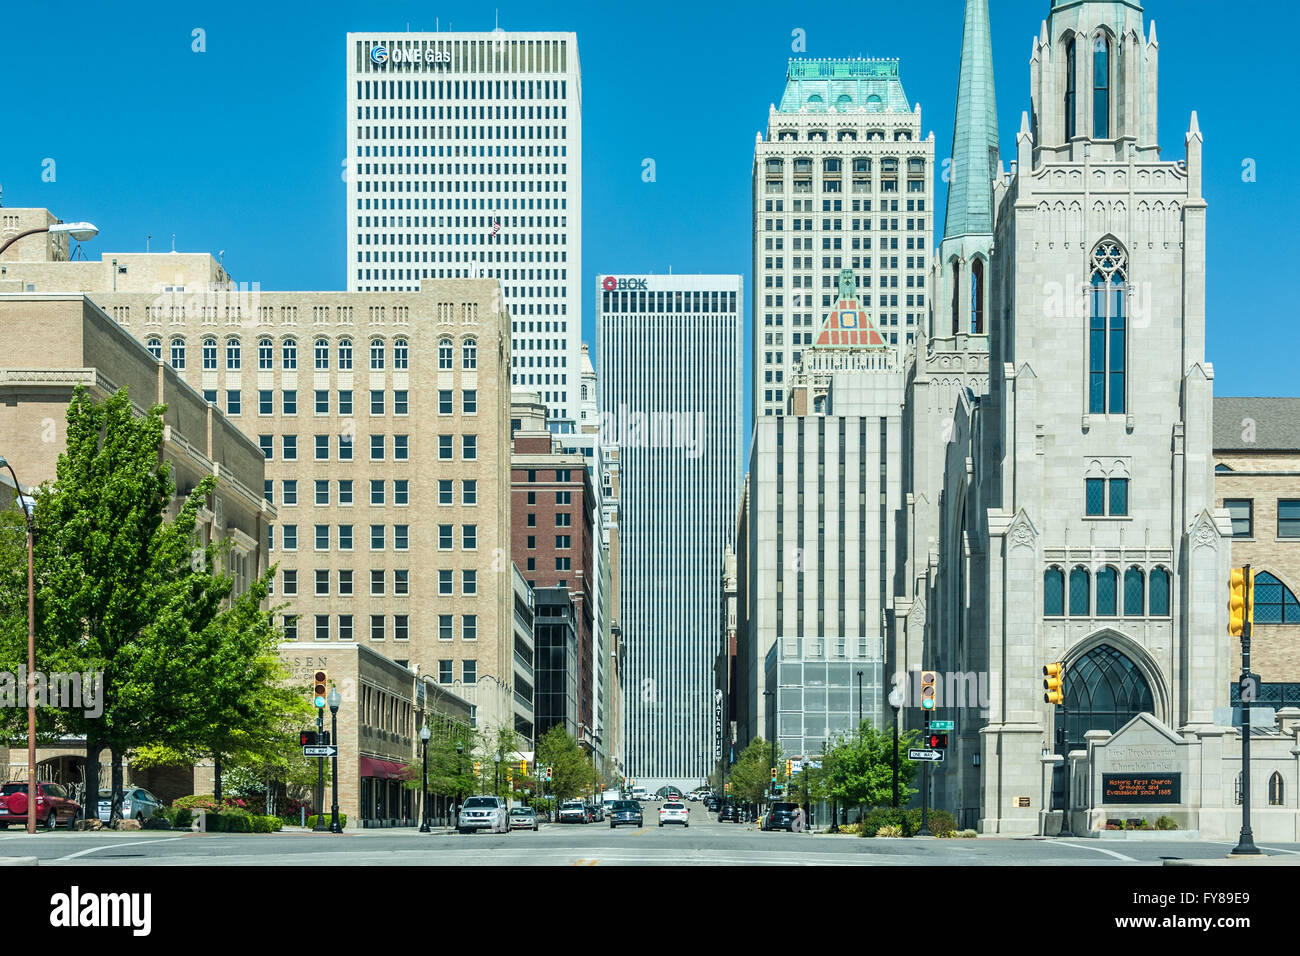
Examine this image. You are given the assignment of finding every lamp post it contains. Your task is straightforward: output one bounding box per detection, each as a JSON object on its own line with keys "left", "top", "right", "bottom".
{"left": 888, "top": 684, "right": 905, "bottom": 809}
{"left": 327, "top": 687, "right": 342, "bottom": 833}
{"left": 455, "top": 738, "right": 465, "bottom": 827}
{"left": 856, "top": 669, "right": 864, "bottom": 734}
{"left": 494, "top": 753, "right": 502, "bottom": 802}
{"left": 0, "top": 457, "right": 36, "bottom": 836}
{"left": 419, "top": 724, "right": 431, "bottom": 833}
{"left": 0, "top": 220, "right": 98, "bottom": 258}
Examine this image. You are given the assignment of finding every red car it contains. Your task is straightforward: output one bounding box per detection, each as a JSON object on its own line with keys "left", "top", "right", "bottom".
{"left": 0, "top": 782, "right": 81, "bottom": 829}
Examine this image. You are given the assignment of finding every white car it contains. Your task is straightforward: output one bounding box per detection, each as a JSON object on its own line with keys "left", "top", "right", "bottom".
{"left": 658, "top": 801, "right": 689, "bottom": 827}
{"left": 458, "top": 796, "right": 509, "bottom": 834}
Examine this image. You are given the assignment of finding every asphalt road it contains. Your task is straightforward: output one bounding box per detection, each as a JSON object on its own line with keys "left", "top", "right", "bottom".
{"left": 5, "top": 801, "right": 1299, "bottom": 865}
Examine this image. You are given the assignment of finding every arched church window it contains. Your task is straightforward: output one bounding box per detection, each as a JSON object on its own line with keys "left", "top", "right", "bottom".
{"left": 1124, "top": 566, "right": 1145, "bottom": 617}
{"left": 1044, "top": 567, "right": 1065, "bottom": 617}
{"left": 1064, "top": 37, "right": 1077, "bottom": 140}
{"left": 1270, "top": 772, "right": 1284, "bottom": 806}
{"left": 970, "top": 259, "right": 985, "bottom": 335}
{"left": 1149, "top": 567, "right": 1171, "bottom": 616}
{"left": 951, "top": 260, "right": 960, "bottom": 335}
{"left": 1097, "top": 566, "right": 1119, "bottom": 616}
{"left": 1070, "top": 566, "right": 1091, "bottom": 616}
{"left": 1093, "top": 35, "right": 1111, "bottom": 139}
{"left": 1089, "top": 241, "right": 1127, "bottom": 415}
{"left": 1253, "top": 571, "right": 1300, "bottom": 624}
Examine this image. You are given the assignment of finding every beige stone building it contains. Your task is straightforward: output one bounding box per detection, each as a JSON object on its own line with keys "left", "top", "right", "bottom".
{"left": 1214, "top": 397, "right": 1300, "bottom": 690}
{"left": 0, "top": 207, "right": 518, "bottom": 751}
{"left": 0, "top": 293, "right": 271, "bottom": 799}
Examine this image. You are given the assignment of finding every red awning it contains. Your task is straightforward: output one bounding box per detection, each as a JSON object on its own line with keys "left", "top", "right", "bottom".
{"left": 359, "top": 756, "right": 414, "bottom": 780}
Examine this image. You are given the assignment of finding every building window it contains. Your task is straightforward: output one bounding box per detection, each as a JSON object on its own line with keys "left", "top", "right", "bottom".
{"left": 1088, "top": 241, "right": 1127, "bottom": 415}
{"left": 338, "top": 479, "right": 353, "bottom": 504}
{"left": 227, "top": 338, "right": 242, "bottom": 370}
{"left": 462, "top": 525, "right": 477, "bottom": 550}
{"left": 259, "top": 435, "right": 273, "bottom": 460}
{"left": 338, "top": 525, "right": 353, "bottom": 550}
{"left": 1097, "top": 566, "right": 1118, "bottom": 617}
{"left": 438, "top": 337, "right": 453, "bottom": 370}
{"left": 315, "top": 525, "right": 329, "bottom": 551}
{"left": 438, "top": 524, "right": 452, "bottom": 549}
{"left": 463, "top": 615, "right": 477, "bottom": 641}
{"left": 394, "top": 435, "right": 409, "bottom": 460}
{"left": 339, "top": 615, "right": 353, "bottom": 641}
{"left": 1064, "top": 37, "right": 1077, "bottom": 140}
{"left": 1124, "top": 566, "right": 1145, "bottom": 617}
{"left": 439, "top": 390, "right": 453, "bottom": 415}
{"left": 370, "top": 615, "right": 385, "bottom": 641}
{"left": 282, "top": 435, "right": 297, "bottom": 460}
{"left": 394, "top": 525, "right": 408, "bottom": 551}
{"left": 1109, "top": 478, "right": 1129, "bottom": 517}
{"left": 439, "top": 435, "right": 453, "bottom": 460}
{"left": 203, "top": 338, "right": 217, "bottom": 370}
{"left": 1086, "top": 478, "right": 1106, "bottom": 516}
{"left": 439, "top": 660, "right": 453, "bottom": 683}
{"left": 371, "top": 569, "right": 385, "bottom": 596}
{"left": 315, "top": 569, "right": 330, "bottom": 596}
{"left": 226, "top": 390, "right": 241, "bottom": 416}
{"left": 315, "top": 338, "right": 330, "bottom": 370}
{"left": 394, "top": 390, "right": 408, "bottom": 415}
{"left": 970, "top": 259, "right": 984, "bottom": 334}
{"left": 1279, "top": 500, "right": 1300, "bottom": 539}
{"left": 259, "top": 390, "right": 274, "bottom": 415}
{"left": 394, "top": 479, "right": 408, "bottom": 505}
{"left": 394, "top": 615, "right": 409, "bottom": 641}
{"left": 1093, "top": 34, "right": 1110, "bottom": 139}
{"left": 1253, "top": 571, "right": 1300, "bottom": 624}
{"left": 338, "top": 338, "right": 353, "bottom": 370}
{"left": 315, "top": 615, "right": 329, "bottom": 641}
{"left": 338, "top": 570, "right": 353, "bottom": 595}
{"left": 438, "top": 614, "right": 453, "bottom": 640}
{"left": 438, "top": 480, "right": 453, "bottom": 505}
{"left": 283, "top": 615, "right": 298, "bottom": 641}
{"left": 282, "top": 569, "right": 297, "bottom": 596}
{"left": 338, "top": 390, "right": 353, "bottom": 416}
{"left": 462, "top": 338, "right": 478, "bottom": 370}
{"left": 370, "top": 338, "right": 385, "bottom": 370}
{"left": 1149, "top": 567, "right": 1171, "bottom": 617}
{"left": 258, "top": 337, "right": 273, "bottom": 370}
{"left": 371, "top": 435, "right": 385, "bottom": 461}
{"left": 370, "top": 524, "right": 385, "bottom": 551}
{"left": 462, "top": 480, "right": 477, "bottom": 505}
{"left": 1225, "top": 499, "right": 1254, "bottom": 538}
{"left": 144, "top": 337, "right": 161, "bottom": 360}
{"left": 438, "top": 570, "right": 453, "bottom": 596}
{"left": 1069, "top": 567, "right": 1091, "bottom": 617}
{"left": 282, "top": 338, "right": 297, "bottom": 370}
{"left": 315, "top": 480, "right": 330, "bottom": 506}
{"left": 370, "top": 479, "right": 385, "bottom": 506}
{"left": 394, "top": 570, "right": 408, "bottom": 595}
{"left": 282, "top": 525, "right": 297, "bottom": 550}
{"left": 394, "top": 338, "right": 409, "bottom": 370}
{"left": 463, "top": 389, "right": 477, "bottom": 414}
{"left": 462, "top": 435, "right": 476, "bottom": 460}
{"left": 170, "top": 338, "right": 186, "bottom": 369}
{"left": 463, "top": 570, "right": 477, "bottom": 595}
{"left": 462, "top": 659, "right": 477, "bottom": 683}
{"left": 1270, "top": 772, "right": 1284, "bottom": 807}
{"left": 316, "top": 435, "right": 330, "bottom": 461}
{"left": 283, "top": 390, "right": 297, "bottom": 415}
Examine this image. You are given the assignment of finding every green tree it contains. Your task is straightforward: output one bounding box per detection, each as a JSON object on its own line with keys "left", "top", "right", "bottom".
{"left": 727, "top": 736, "right": 783, "bottom": 805}
{"left": 822, "top": 721, "right": 920, "bottom": 814}
{"left": 535, "top": 725, "right": 591, "bottom": 802}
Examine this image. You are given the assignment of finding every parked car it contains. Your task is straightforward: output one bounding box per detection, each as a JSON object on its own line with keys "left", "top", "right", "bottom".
{"left": 720, "top": 802, "right": 741, "bottom": 822}
{"left": 762, "top": 802, "right": 800, "bottom": 832}
{"left": 96, "top": 787, "right": 164, "bottom": 823}
{"left": 509, "top": 806, "right": 539, "bottom": 831}
{"left": 558, "top": 800, "right": 589, "bottom": 824}
{"left": 0, "top": 782, "right": 80, "bottom": 829}
{"left": 458, "top": 796, "right": 509, "bottom": 834}
{"left": 607, "top": 800, "right": 644, "bottom": 829}
{"left": 588, "top": 803, "right": 604, "bottom": 822}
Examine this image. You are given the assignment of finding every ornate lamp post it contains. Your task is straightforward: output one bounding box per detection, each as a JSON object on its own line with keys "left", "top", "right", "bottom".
{"left": 419, "top": 724, "right": 431, "bottom": 833}
{"left": 0, "top": 457, "right": 36, "bottom": 836}
{"left": 888, "top": 683, "right": 905, "bottom": 809}
{"left": 327, "top": 687, "right": 342, "bottom": 833}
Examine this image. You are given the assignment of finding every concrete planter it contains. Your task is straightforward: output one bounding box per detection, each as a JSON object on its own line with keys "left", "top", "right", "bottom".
{"left": 1089, "top": 829, "right": 1201, "bottom": 840}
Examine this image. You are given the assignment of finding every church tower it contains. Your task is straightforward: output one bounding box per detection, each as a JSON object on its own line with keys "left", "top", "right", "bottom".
{"left": 951, "top": 0, "right": 1229, "bottom": 834}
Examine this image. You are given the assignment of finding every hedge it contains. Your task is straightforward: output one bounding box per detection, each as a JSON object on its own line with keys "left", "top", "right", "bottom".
{"left": 305, "top": 814, "right": 348, "bottom": 830}
{"left": 858, "top": 807, "right": 957, "bottom": 838}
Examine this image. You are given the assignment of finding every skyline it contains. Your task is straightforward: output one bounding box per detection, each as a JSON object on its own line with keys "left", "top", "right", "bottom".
{"left": 1, "top": 0, "right": 1294, "bottom": 437}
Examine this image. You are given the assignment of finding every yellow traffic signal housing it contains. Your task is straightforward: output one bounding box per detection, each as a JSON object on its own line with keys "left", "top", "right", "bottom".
{"left": 1228, "top": 567, "right": 1255, "bottom": 638}
{"left": 921, "top": 670, "right": 938, "bottom": 710}
{"left": 786, "top": 759, "right": 793, "bottom": 777}
{"left": 474, "top": 761, "right": 482, "bottom": 776}
{"left": 519, "top": 759, "right": 528, "bottom": 776}
{"left": 770, "top": 766, "right": 778, "bottom": 782}
{"left": 1043, "top": 662, "right": 1064, "bottom": 706}
{"left": 312, "top": 670, "right": 328, "bottom": 707}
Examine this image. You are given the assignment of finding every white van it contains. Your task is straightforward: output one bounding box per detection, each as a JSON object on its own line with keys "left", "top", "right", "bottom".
{"left": 632, "top": 787, "right": 649, "bottom": 802}
{"left": 601, "top": 789, "right": 622, "bottom": 804}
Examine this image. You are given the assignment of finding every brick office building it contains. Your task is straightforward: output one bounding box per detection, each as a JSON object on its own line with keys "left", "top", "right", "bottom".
{"left": 510, "top": 392, "right": 596, "bottom": 745}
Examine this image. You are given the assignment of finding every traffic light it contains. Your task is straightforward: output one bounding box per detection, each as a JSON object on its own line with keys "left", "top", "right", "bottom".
{"left": 300, "top": 730, "right": 318, "bottom": 746}
{"left": 474, "top": 761, "right": 482, "bottom": 776}
{"left": 724, "top": 781, "right": 731, "bottom": 792}
{"left": 1229, "top": 567, "right": 1256, "bottom": 638}
{"left": 519, "top": 759, "right": 527, "bottom": 776}
{"left": 545, "top": 766, "right": 553, "bottom": 782}
{"left": 785, "top": 759, "right": 793, "bottom": 777}
{"left": 925, "top": 733, "right": 949, "bottom": 749}
{"left": 770, "top": 766, "right": 778, "bottom": 783}
{"left": 312, "top": 670, "right": 328, "bottom": 709}
{"left": 921, "top": 670, "right": 938, "bottom": 710}
{"left": 1043, "top": 662, "right": 1064, "bottom": 706}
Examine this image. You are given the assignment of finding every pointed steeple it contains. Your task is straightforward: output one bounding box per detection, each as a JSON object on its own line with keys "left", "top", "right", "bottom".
{"left": 943, "top": 0, "right": 1000, "bottom": 242}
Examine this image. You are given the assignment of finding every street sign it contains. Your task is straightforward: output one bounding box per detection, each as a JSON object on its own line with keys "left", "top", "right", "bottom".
{"left": 908, "top": 749, "right": 944, "bottom": 762}
{"left": 929, "top": 720, "right": 955, "bottom": 731}
{"left": 303, "top": 745, "right": 338, "bottom": 757}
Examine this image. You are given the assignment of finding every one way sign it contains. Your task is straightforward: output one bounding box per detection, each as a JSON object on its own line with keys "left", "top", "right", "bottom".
{"left": 303, "top": 745, "right": 338, "bottom": 757}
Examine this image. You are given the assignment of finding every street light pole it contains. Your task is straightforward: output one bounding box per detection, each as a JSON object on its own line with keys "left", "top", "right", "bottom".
{"left": 419, "top": 724, "right": 431, "bottom": 833}
{"left": 0, "top": 458, "right": 36, "bottom": 836}
{"left": 856, "top": 670, "right": 863, "bottom": 734}
{"left": 888, "top": 684, "right": 904, "bottom": 810}
{"left": 328, "top": 687, "right": 342, "bottom": 833}
{"left": 313, "top": 703, "right": 327, "bottom": 831}
{"left": 1234, "top": 564, "right": 1261, "bottom": 856}
{"left": 0, "top": 221, "right": 99, "bottom": 258}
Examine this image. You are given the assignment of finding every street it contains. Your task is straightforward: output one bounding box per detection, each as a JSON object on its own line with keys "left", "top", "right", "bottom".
{"left": 6, "top": 801, "right": 1299, "bottom": 866}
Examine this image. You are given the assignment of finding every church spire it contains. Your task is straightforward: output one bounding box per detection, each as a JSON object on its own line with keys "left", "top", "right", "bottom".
{"left": 943, "top": 0, "right": 999, "bottom": 241}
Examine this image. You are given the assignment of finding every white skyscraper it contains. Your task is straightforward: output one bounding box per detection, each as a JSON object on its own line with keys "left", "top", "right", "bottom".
{"left": 346, "top": 31, "right": 582, "bottom": 420}
{"left": 598, "top": 274, "right": 743, "bottom": 789}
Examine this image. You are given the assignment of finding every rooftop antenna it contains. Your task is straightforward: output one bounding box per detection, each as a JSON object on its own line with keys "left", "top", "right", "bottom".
{"left": 146, "top": 234, "right": 151, "bottom": 253}
{"left": 171, "top": 233, "right": 176, "bottom": 253}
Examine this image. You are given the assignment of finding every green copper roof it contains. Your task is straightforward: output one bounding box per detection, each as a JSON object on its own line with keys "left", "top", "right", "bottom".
{"left": 943, "top": 0, "right": 1000, "bottom": 241}
{"left": 777, "top": 59, "right": 911, "bottom": 114}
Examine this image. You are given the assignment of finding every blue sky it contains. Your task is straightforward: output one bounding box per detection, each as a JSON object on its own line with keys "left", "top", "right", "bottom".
{"left": 2, "top": 0, "right": 1295, "bottom": 417}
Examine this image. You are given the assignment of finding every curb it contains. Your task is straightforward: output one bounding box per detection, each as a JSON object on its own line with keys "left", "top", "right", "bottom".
{"left": 0, "top": 857, "right": 38, "bottom": 866}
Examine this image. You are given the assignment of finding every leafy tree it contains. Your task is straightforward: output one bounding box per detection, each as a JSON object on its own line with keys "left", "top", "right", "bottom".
{"left": 821, "top": 721, "right": 920, "bottom": 814}
{"left": 727, "top": 736, "right": 783, "bottom": 805}
{"left": 535, "top": 725, "right": 592, "bottom": 802}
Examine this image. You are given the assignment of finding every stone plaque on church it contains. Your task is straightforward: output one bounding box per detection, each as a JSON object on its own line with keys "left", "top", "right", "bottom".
{"left": 1102, "top": 773, "right": 1181, "bottom": 804}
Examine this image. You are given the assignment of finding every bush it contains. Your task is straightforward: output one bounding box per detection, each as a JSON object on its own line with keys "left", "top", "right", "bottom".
{"left": 141, "top": 816, "right": 172, "bottom": 830}
{"left": 957, "top": 829, "right": 978, "bottom": 838}
{"left": 859, "top": 808, "right": 907, "bottom": 837}
{"left": 904, "top": 808, "right": 957, "bottom": 837}
{"left": 306, "top": 814, "right": 348, "bottom": 830}
{"left": 876, "top": 825, "right": 904, "bottom": 838}
{"left": 209, "top": 808, "right": 254, "bottom": 833}
{"left": 173, "top": 794, "right": 221, "bottom": 813}
{"left": 250, "top": 815, "right": 283, "bottom": 833}
{"left": 1155, "top": 815, "right": 1179, "bottom": 831}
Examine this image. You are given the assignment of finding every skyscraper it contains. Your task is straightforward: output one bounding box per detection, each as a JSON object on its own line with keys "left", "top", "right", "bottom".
{"left": 346, "top": 31, "right": 582, "bottom": 420}
{"left": 752, "top": 58, "right": 934, "bottom": 423}
{"left": 598, "top": 274, "right": 742, "bottom": 788}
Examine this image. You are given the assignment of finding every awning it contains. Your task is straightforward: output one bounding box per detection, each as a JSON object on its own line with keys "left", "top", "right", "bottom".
{"left": 359, "top": 756, "right": 414, "bottom": 781}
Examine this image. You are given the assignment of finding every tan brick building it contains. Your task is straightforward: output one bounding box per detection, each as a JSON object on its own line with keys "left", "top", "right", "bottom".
{"left": 1, "top": 206, "right": 519, "bottom": 761}
{"left": 1214, "top": 397, "right": 1300, "bottom": 691}
{"left": 0, "top": 293, "right": 271, "bottom": 799}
